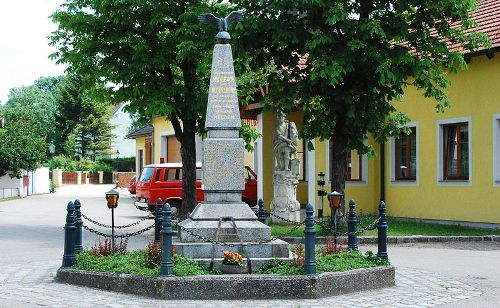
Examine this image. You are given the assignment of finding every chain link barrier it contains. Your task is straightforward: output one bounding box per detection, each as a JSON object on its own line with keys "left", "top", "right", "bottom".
{"left": 81, "top": 212, "right": 153, "bottom": 229}
{"left": 270, "top": 212, "right": 380, "bottom": 237}
{"left": 82, "top": 222, "right": 156, "bottom": 239}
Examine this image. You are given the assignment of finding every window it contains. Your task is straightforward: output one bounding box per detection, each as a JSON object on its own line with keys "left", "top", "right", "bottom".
{"left": 296, "top": 139, "right": 306, "bottom": 181}
{"left": 493, "top": 115, "right": 500, "bottom": 185}
{"left": 139, "top": 167, "right": 154, "bottom": 182}
{"left": 328, "top": 140, "right": 367, "bottom": 184}
{"left": 443, "top": 122, "right": 469, "bottom": 180}
{"left": 345, "top": 150, "right": 362, "bottom": 181}
{"left": 164, "top": 168, "right": 183, "bottom": 181}
{"left": 395, "top": 127, "right": 417, "bottom": 180}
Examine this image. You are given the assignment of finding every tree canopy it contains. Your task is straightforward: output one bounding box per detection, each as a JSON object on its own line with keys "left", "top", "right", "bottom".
{"left": 0, "top": 86, "right": 56, "bottom": 177}
{"left": 234, "top": 0, "right": 490, "bottom": 201}
{"left": 50, "top": 0, "right": 234, "bottom": 217}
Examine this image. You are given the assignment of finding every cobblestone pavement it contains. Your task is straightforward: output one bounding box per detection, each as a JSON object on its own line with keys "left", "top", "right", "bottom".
{"left": 0, "top": 261, "right": 482, "bottom": 308}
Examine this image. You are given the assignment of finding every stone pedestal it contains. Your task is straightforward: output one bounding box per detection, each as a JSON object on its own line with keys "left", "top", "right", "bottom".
{"left": 176, "top": 43, "right": 290, "bottom": 265}
{"left": 270, "top": 170, "right": 301, "bottom": 223}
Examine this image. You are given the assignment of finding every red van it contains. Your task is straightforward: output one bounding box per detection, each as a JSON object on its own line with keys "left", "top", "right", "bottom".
{"left": 134, "top": 162, "right": 257, "bottom": 213}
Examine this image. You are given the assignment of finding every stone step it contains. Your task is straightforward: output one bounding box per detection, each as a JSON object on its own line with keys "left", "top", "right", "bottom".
{"left": 173, "top": 239, "right": 290, "bottom": 259}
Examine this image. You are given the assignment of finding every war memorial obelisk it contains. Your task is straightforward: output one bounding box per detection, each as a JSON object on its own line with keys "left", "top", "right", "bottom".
{"left": 176, "top": 12, "right": 288, "bottom": 265}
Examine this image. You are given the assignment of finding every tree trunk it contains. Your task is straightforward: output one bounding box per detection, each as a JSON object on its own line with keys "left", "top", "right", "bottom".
{"left": 330, "top": 133, "right": 347, "bottom": 216}
{"left": 178, "top": 119, "right": 197, "bottom": 219}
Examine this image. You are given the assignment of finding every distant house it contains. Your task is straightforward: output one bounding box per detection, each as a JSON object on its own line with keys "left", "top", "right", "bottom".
{"left": 126, "top": 122, "right": 154, "bottom": 177}
{"left": 109, "top": 102, "right": 136, "bottom": 159}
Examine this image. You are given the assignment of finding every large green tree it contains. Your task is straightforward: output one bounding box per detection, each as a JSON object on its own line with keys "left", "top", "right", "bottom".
{"left": 0, "top": 86, "right": 56, "bottom": 177}
{"left": 50, "top": 0, "right": 233, "bottom": 217}
{"left": 235, "top": 0, "right": 489, "bottom": 207}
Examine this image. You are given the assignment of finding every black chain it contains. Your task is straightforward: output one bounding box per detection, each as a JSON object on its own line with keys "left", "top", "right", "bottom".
{"left": 269, "top": 213, "right": 306, "bottom": 225}
{"left": 82, "top": 223, "right": 156, "bottom": 239}
{"left": 177, "top": 224, "right": 279, "bottom": 247}
{"left": 81, "top": 212, "right": 153, "bottom": 229}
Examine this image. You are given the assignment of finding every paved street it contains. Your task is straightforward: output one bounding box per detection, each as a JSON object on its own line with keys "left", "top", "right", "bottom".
{"left": 0, "top": 185, "right": 498, "bottom": 307}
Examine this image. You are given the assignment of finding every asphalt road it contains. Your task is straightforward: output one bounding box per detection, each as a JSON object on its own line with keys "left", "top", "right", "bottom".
{"left": 0, "top": 184, "right": 499, "bottom": 307}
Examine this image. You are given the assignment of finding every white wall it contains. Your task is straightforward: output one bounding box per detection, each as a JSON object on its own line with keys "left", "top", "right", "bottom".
{"left": 0, "top": 173, "right": 20, "bottom": 199}
{"left": 110, "top": 103, "right": 136, "bottom": 158}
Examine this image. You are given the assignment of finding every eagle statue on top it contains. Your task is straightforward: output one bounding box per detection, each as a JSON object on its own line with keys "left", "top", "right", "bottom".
{"left": 198, "top": 11, "right": 244, "bottom": 43}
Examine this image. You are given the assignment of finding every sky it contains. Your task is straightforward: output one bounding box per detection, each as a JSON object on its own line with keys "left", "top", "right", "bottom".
{"left": 0, "top": 0, "right": 66, "bottom": 104}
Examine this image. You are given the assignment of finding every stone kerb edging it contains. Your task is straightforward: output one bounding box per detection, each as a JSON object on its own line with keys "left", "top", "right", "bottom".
{"left": 56, "top": 266, "right": 395, "bottom": 300}
{"left": 282, "top": 235, "right": 500, "bottom": 245}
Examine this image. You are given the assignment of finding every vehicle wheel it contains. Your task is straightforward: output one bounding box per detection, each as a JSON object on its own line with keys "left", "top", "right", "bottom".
{"left": 167, "top": 200, "right": 181, "bottom": 217}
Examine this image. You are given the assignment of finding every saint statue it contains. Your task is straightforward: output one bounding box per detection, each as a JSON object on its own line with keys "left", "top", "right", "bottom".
{"left": 272, "top": 113, "right": 299, "bottom": 173}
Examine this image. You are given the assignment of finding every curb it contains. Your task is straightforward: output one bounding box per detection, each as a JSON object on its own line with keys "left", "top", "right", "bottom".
{"left": 281, "top": 235, "right": 500, "bottom": 245}
{"left": 56, "top": 266, "right": 394, "bottom": 300}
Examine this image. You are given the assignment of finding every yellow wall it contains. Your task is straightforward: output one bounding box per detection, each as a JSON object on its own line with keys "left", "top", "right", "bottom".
{"left": 386, "top": 54, "right": 500, "bottom": 224}
{"left": 151, "top": 116, "right": 254, "bottom": 167}
{"left": 262, "top": 111, "right": 380, "bottom": 215}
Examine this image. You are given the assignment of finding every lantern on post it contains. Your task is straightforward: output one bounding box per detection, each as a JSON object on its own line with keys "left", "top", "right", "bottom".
{"left": 328, "top": 191, "right": 344, "bottom": 252}
{"left": 317, "top": 172, "right": 326, "bottom": 219}
{"left": 105, "top": 189, "right": 120, "bottom": 252}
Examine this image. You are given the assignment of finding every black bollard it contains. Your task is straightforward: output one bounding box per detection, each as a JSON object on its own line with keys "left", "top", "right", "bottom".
{"left": 160, "top": 203, "right": 174, "bottom": 276}
{"left": 62, "top": 201, "right": 77, "bottom": 267}
{"left": 155, "top": 198, "right": 163, "bottom": 243}
{"left": 304, "top": 203, "right": 316, "bottom": 275}
{"left": 347, "top": 199, "right": 358, "bottom": 251}
{"left": 257, "top": 198, "right": 266, "bottom": 224}
{"left": 377, "top": 201, "right": 388, "bottom": 260}
{"left": 74, "top": 199, "right": 83, "bottom": 253}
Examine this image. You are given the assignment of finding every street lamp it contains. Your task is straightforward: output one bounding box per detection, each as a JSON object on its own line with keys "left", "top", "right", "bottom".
{"left": 105, "top": 188, "right": 120, "bottom": 252}
{"left": 317, "top": 172, "right": 326, "bottom": 219}
{"left": 115, "top": 150, "right": 120, "bottom": 158}
{"left": 328, "top": 190, "right": 344, "bottom": 252}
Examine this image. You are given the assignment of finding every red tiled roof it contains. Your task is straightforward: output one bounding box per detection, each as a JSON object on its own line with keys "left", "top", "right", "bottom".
{"left": 450, "top": 0, "right": 500, "bottom": 54}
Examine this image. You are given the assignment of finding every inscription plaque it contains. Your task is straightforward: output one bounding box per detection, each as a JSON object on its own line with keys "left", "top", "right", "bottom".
{"left": 203, "top": 138, "right": 244, "bottom": 191}
{"left": 205, "top": 45, "right": 241, "bottom": 129}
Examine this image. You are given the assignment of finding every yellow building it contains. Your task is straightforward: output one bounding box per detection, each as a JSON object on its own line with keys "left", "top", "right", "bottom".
{"left": 129, "top": 3, "right": 500, "bottom": 226}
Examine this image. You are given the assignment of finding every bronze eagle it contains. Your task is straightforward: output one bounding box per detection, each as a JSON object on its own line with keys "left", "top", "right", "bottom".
{"left": 198, "top": 11, "right": 244, "bottom": 43}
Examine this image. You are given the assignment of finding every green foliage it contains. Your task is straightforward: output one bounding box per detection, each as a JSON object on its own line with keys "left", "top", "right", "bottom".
{"left": 173, "top": 254, "right": 211, "bottom": 277}
{"left": 49, "top": 0, "right": 240, "bottom": 216}
{"left": 0, "top": 86, "right": 56, "bottom": 177}
{"left": 234, "top": 0, "right": 491, "bottom": 194}
{"left": 51, "top": 155, "right": 113, "bottom": 172}
{"left": 97, "top": 157, "right": 136, "bottom": 172}
{"left": 75, "top": 249, "right": 159, "bottom": 277}
{"left": 239, "top": 121, "right": 262, "bottom": 152}
{"left": 256, "top": 250, "right": 388, "bottom": 275}
{"left": 74, "top": 249, "right": 211, "bottom": 277}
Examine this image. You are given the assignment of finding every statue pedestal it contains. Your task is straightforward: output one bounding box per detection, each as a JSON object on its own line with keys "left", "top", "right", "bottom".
{"left": 270, "top": 170, "right": 301, "bottom": 223}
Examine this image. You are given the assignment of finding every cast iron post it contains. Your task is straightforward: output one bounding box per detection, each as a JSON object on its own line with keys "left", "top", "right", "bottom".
{"left": 347, "top": 199, "right": 358, "bottom": 250}
{"left": 377, "top": 201, "right": 388, "bottom": 260}
{"left": 62, "top": 201, "right": 76, "bottom": 267}
{"left": 155, "top": 198, "right": 163, "bottom": 243}
{"left": 74, "top": 199, "right": 83, "bottom": 253}
{"left": 257, "top": 198, "right": 266, "bottom": 224}
{"left": 304, "top": 203, "right": 316, "bottom": 275}
{"left": 160, "top": 203, "right": 174, "bottom": 276}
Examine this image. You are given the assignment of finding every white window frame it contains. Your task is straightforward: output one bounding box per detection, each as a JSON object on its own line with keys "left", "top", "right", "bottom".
{"left": 493, "top": 114, "right": 500, "bottom": 186}
{"left": 390, "top": 122, "right": 419, "bottom": 186}
{"left": 437, "top": 117, "right": 472, "bottom": 186}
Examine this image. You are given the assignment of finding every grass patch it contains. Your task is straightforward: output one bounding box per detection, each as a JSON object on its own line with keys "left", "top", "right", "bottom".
{"left": 74, "top": 249, "right": 212, "bottom": 277}
{"left": 255, "top": 250, "right": 388, "bottom": 275}
{"left": 270, "top": 216, "right": 500, "bottom": 237}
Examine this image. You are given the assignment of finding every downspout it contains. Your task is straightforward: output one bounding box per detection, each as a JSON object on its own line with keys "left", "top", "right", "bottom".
{"left": 380, "top": 141, "right": 385, "bottom": 202}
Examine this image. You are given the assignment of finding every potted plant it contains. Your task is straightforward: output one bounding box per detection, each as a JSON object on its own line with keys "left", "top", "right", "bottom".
{"left": 221, "top": 251, "right": 247, "bottom": 274}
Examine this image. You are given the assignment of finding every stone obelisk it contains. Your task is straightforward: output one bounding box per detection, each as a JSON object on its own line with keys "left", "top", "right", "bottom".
{"left": 176, "top": 13, "right": 289, "bottom": 265}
